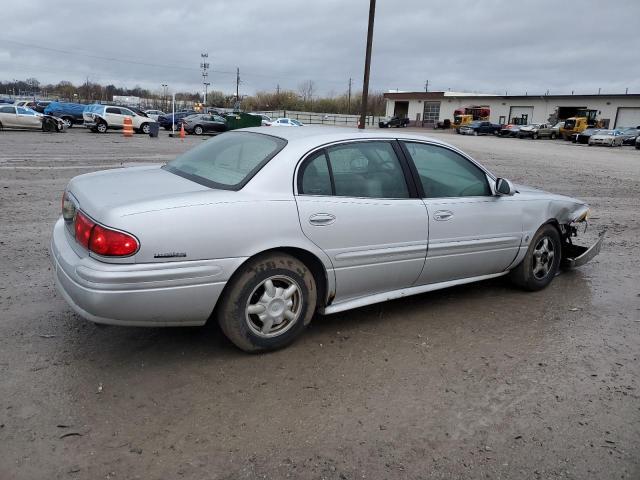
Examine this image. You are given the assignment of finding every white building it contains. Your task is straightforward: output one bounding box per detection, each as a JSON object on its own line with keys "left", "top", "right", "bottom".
{"left": 383, "top": 91, "right": 640, "bottom": 129}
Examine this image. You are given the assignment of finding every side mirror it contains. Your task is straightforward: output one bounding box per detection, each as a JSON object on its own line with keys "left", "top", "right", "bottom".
{"left": 495, "top": 178, "right": 515, "bottom": 196}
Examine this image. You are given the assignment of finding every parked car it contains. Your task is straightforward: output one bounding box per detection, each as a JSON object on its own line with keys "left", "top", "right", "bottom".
{"left": 13, "top": 100, "right": 38, "bottom": 109}
{"left": 44, "top": 102, "right": 86, "bottom": 128}
{"left": 157, "top": 110, "right": 197, "bottom": 130}
{"left": 573, "top": 128, "right": 602, "bottom": 144}
{"left": 272, "top": 118, "right": 304, "bottom": 126}
{"left": 179, "top": 113, "right": 227, "bottom": 135}
{"left": 34, "top": 101, "right": 53, "bottom": 113}
{"left": 518, "top": 123, "right": 557, "bottom": 139}
{"left": 51, "top": 128, "right": 601, "bottom": 352}
{"left": 0, "top": 105, "right": 66, "bottom": 132}
{"left": 83, "top": 104, "right": 156, "bottom": 134}
{"left": 459, "top": 121, "right": 501, "bottom": 136}
{"left": 499, "top": 124, "right": 520, "bottom": 137}
{"left": 588, "top": 129, "right": 624, "bottom": 147}
{"left": 143, "top": 110, "right": 165, "bottom": 121}
{"left": 617, "top": 126, "right": 640, "bottom": 145}
{"left": 379, "top": 116, "right": 410, "bottom": 128}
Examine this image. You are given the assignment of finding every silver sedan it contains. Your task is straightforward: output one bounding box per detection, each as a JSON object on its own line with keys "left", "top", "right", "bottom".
{"left": 51, "top": 128, "right": 602, "bottom": 352}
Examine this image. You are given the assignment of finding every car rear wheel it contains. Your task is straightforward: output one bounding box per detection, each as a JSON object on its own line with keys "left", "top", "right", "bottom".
{"left": 216, "top": 253, "right": 317, "bottom": 352}
{"left": 96, "top": 122, "right": 107, "bottom": 133}
{"left": 532, "top": 133, "right": 538, "bottom": 139}
{"left": 473, "top": 130, "right": 478, "bottom": 136}
{"left": 550, "top": 132, "right": 557, "bottom": 139}
{"left": 62, "top": 117, "right": 73, "bottom": 128}
{"left": 510, "top": 224, "right": 561, "bottom": 291}
{"left": 194, "top": 125, "right": 203, "bottom": 135}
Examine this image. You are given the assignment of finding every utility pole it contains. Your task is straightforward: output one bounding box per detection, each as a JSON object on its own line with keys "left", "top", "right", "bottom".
{"left": 276, "top": 84, "right": 280, "bottom": 95}
{"left": 236, "top": 67, "right": 240, "bottom": 100}
{"left": 358, "top": 0, "right": 376, "bottom": 130}
{"left": 161, "top": 84, "right": 167, "bottom": 111}
{"left": 348, "top": 77, "right": 352, "bottom": 114}
{"left": 200, "top": 53, "right": 209, "bottom": 104}
{"left": 425, "top": 80, "right": 429, "bottom": 92}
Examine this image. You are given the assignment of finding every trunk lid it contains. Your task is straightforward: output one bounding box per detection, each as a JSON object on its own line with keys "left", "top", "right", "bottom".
{"left": 67, "top": 165, "right": 219, "bottom": 223}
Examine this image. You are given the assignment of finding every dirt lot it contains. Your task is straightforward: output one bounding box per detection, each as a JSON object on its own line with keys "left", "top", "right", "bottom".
{"left": 1, "top": 127, "right": 638, "bottom": 480}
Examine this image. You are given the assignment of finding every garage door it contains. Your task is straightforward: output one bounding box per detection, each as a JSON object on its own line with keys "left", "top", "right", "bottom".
{"left": 509, "top": 106, "right": 534, "bottom": 125}
{"left": 615, "top": 107, "right": 640, "bottom": 128}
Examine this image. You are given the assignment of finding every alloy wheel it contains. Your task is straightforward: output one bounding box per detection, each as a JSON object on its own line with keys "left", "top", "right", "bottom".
{"left": 532, "top": 236, "right": 555, "bottom": 279}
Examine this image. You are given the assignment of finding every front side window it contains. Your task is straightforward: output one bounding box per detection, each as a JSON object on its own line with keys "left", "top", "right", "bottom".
{"left": 325, "top": 142, "right": 409, "bottom": 198}
{"left": 402, "top": 142, "right": 491, "bottom": 198}
{"left": 164, "top": 132, "right": 286, "bottom": 190}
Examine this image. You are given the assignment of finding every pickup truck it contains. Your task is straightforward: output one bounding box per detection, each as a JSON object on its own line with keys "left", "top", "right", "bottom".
{"left": 459, "top": 120, "right": 501, "bottom": 136}
{"left": 378, "top": 116, "right": 410, "bottom": 128}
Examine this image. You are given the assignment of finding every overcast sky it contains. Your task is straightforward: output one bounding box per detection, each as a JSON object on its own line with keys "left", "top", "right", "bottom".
{"left": 2, "top": 0, "right": 639, "bottom": 97}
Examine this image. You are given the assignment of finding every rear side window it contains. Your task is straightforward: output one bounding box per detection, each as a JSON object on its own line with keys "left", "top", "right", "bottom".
{"left": 0, "top": 106, "right": 14, "bottom": 113}
{"left": 106, "top": 107, "right": 121, "bottom": 114}
{"left": 402, "top": 142, "right": 491, "bottom": 198}
{"left": 164, "top": 132, "right": 287, "bottom": 190}
{"left": 299, "top": 151, "right": 332, "bottom": 196}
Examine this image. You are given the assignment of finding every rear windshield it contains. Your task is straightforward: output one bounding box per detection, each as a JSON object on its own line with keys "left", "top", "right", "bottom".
{"left": 163, "top": 132, "right": 287, "bottom": 190}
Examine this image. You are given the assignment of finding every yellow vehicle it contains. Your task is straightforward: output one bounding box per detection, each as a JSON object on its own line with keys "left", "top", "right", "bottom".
{"left": 452, "top": 114, "right": 473, "bottom": 132}
{"left": 560, "top": 109, "right": 600, "bottom": 140}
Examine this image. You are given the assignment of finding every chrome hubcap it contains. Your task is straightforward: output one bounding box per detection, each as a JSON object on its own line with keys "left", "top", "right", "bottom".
{"left": 245, "top": 276, "right": 302, "bottom": 338}
{"left": 532, "top": 236, "right": 555, "bottom": 279}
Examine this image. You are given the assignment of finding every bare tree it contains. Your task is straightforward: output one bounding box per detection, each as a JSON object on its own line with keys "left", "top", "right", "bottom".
{"left": 298, "top": 80, "right": 315, "bottom": 102}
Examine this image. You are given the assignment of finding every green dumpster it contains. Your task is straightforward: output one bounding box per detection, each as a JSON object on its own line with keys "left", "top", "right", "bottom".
{"left": 223, "top": 112, "right": 262, "bottom": 130}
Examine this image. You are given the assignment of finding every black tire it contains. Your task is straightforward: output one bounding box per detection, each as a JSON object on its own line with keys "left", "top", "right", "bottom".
{"left": 62, "top": 117, "right": 74, "bottom": 129}
{"left": 140, "top": 123, "right": 151, "bottom": 135}
{"left": 532, "top": 133, "right": 538, "bottom": 139}
{"left": 635, "top": 143, "right": 640, "bottom": 150}
{"left": 510, "top": 224, "right": 561, "bottom": 291}
{"left": 216, "top": 252, "right": 317, "bottom": 352}
{"left": 550, "top": 132, "right": 557, "bottom": 139}
{"left": 163, "top": 126, "right": 171, "bottom": 131}
{"left": 96, "top": 121, "right": 107, "bottom": 133}
{"left": 42, "top": 118, "right": 55, "bottom": 132}
{"left": 194, "top": 125, "right": 203, "bottom": 135}
{"left": 0, "top": 121, "right": 3, "bottom": 131}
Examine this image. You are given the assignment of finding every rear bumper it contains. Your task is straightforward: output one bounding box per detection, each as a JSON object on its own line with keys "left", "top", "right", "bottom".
{"left": 50, "top": 218, "right": 243, "bottom": 327}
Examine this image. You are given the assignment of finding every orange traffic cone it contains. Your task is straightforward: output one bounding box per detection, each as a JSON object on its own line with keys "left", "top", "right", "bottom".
{"left": 179, "top": 123, "right": 185, "bottom": 141}
{"left": 123, "top": 117, "right": 134, "bottom": 137}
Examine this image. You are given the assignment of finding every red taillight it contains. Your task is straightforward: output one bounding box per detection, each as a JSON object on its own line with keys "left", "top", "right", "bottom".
{"left": 73, "top": 211, "right": 139, "bottom": 256}
{"left": 74, "top": 211, "right": 94, "bottom": 249}
{"left": 89, "top": 224, "right": 138, "bottom": 256}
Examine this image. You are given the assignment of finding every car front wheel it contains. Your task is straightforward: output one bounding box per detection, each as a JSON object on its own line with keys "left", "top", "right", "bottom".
{"left": 510, "top": 224, "right": 561, "bottom": 291}
{"left": 96, "top": 122, "right": 107, "bottom": 133}
{"left": 194, "top": 125, "right": 203, "bottom": 135}
{"left": 216, "top": 253, "right": 317, "bottom": 352}
{"left": 140, "top": 123, "right": 151, "bottom": 134}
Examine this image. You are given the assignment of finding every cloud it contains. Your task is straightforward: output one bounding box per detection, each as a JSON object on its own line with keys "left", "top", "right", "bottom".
{"left": 1, "top": 0, "right": 638, "bottom": 96}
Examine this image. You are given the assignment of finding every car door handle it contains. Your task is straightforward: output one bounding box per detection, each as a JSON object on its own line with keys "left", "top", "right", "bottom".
{"left": 309, "top": 213, "right": 336, "bottom": 226}
{"left": 433, "top": 210, "right": 453, "bottom": 221}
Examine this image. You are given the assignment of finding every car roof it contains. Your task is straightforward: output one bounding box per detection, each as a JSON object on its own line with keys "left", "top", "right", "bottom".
{"left": 237, "top": 126, "right": 453, "bottom": 149}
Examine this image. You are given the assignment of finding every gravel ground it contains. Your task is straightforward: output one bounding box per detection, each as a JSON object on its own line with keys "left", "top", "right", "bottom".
{"left": 0, "top": 127, "right": 638, "bottom": 480}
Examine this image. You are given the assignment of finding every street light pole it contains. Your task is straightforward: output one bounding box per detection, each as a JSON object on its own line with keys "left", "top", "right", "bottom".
{"left": 161, "top": 83, "right": 167, "bottom": 110}
{"left": 358, "top": 0, "right": 376, "bottom": 129}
